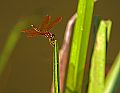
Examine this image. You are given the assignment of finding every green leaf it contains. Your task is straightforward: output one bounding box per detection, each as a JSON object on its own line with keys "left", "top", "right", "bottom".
{"left": 106, "top": 20, "right": 112, "bottom": 43}
{"left": 88, "top": 19, "right": 112, "bottom": 93}
{"left": 104, "top": 52, "right": 120, "bottom": 93}
{"left": 0, "top": 19, "right": 28, "bottom": 75}
{"left": 65, "top": 0, "right": 94, "bottom": 93}
{"left": 88, "top": 20, "right": 107, "bottom": 93}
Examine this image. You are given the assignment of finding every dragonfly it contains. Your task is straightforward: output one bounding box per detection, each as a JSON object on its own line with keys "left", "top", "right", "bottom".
{"left": 21, "top": 15, "right": 62, "bottom": 46}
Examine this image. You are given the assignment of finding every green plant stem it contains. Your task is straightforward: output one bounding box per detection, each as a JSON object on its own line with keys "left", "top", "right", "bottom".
{"left": 53, "top": 40, "right": 60, "bottom": 93}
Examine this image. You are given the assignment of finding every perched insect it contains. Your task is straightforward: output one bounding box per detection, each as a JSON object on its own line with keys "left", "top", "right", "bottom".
{"left": 21, "top": 15, "right": 62, "bottom": 46}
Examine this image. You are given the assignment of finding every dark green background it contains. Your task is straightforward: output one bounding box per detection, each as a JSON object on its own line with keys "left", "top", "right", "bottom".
{"left": 0, "top": 0, "right": 119, "bottom": 93}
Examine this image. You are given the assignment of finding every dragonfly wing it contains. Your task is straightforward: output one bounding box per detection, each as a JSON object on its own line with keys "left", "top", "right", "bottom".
{"left": 22, "top": 29, "right": 39, "bottom": 37}
{"left": 46, "top": 16, "right": 62, "bottom": 31}
{"left": 21, "top": 29, "right": 50, "bottom": 37}
{"left": 38, "top": 15, "right": 51, "bottom": 31}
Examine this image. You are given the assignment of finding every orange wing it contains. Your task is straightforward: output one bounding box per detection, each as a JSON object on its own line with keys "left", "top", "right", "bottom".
{"left": 21, "top": 16, "right": 62, "bottom": 39}
{"left": 21, "top": 29, "right": 49, "bottom": 37}
{"left": 46, "top": 16, "right": 62, "bottom": 31}
{"left": 38, "top": 15, "right": 51, "bottom": 31}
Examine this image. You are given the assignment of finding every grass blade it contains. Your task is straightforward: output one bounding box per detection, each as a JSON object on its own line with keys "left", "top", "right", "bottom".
{"left": 53, "top": 40, "right": 60, "bottom": 93}
{"left": 104, "top": 52, "right": 120, "bottom": 93}
{"left": 0, "top": 19, "right": 28, "bottom": 75}
{"left": 65, "top": 0, "right": 94, "bottom": 93}
{"left": 106, "top": 20, "right": 112, "bottom": 43}
{"left": 88, "top": 20, "right": 106, "bottom": 93}
{"left": 88, "top": 19, "right": 112, "bottom": 93}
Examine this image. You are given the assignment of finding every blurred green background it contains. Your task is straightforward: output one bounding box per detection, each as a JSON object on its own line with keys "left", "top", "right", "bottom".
{"left": 0, "top": 0, "right": 119, "bottom": 93}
